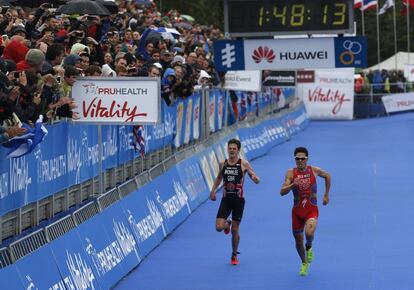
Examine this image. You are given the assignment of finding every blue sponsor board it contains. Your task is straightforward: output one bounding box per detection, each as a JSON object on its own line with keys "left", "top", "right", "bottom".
{"left": 147, "top": 168, "right": 193, "bottom": 234}
{"left": 76, "top": 207, "right": 140, "bottom": 290}
{"left": 0, "top": 264, "right": 24, "bottom": 289}
{"left": 14, "top": 244, "right": 65, "bottom": 290}
{"left": 335, "top": 36, "right": 367, "bottom": 68}
{"left": 50, "top": 228, "right": 101, "bottom": 290}
{"left": 213, "top": 40, "right": 245, "bottom": 72}
{"left": 280, "top": 105, "right": 309, "bottom": 137}
{"left": 175, "top": 155, "right": 210, "bottom": 209}
{"left": 119, "top": 185, "right": 167, "bottom": 258}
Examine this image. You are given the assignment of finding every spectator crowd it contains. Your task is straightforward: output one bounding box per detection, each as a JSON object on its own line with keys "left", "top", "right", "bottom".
{"left": 0, "top": 0, "right": 223, "bottom": 144}
{"left": 354, "top": 69, "right": 411, "bottom": 95}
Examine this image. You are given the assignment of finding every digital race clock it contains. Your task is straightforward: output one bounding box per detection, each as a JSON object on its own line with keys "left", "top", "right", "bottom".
{"left": 224, "top": 0, "right": 354, "bottom": 37}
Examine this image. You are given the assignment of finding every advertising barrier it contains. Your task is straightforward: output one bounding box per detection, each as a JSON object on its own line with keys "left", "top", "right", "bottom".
{"left": 147, "top": 168, "right": 193, "bottom": 234}
{"left": 15, "top": 244, "right": 65, "bottom": 290}
{"left": 76, "top": 207, "right": 141, "bottom": 290}
{"left": 0, "top": 94, "right": 199, "bottom": 215}
{"left": 0, "top": 104, "right": 310, "bottom": 290}
{"left": 120, "top": 186, "right": 167, "bottom": 258}
{"left": 0, "top": 264, "right": 24, "bottom": 289}
{"left": 382, "top": 93, "right": 414, "bottom": 113}
{"left": 297, "top": 68, "right": 354, "bottom": 120}
{"left": 175, "top": 155, "right": 210, "bottom": 210}
{"left": 49, "top": 226, "right": 100, "bottom": 290}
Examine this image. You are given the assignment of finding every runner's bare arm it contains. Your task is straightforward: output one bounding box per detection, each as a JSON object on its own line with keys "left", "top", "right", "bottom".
{"left": 210, "top": 161, "right": 224, "bottom": 201}
{"left": 243, "top": 160, "right": 260, "bottom": 184}
{"left": 313, "top": 166, "right": 331, "bottom": 205}
{"left": 280, "top": 169, "right": 294, "bottom": 196}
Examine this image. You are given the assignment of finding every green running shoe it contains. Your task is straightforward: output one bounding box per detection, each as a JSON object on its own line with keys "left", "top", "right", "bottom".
{"left": 299, "top": 262, "right": 309, "bottom": 276}
{"left": 306, "top": 248, "right": 314, "bottom": 263}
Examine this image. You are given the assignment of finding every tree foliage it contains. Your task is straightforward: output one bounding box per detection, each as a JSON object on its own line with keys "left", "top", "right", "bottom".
{"left": 158, "top": 0, "right": 224, "bottom": 28}
{"left": 354, "top": 2, "right": 414, "bottom": 67}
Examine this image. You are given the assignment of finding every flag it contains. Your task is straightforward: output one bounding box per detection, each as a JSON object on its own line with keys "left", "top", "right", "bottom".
{"left": 361, "top": 0, "right": 378, "bottom": 11}
{"left": 402, "top": 0, "right": 414, "bottom": 16}
{"left": 133, "top": 125, "right": 145, "bottom": 157}
{"left": 354, "top": 0, "right": 363, "bottom": 9}
{"left": 4, "top": 115, "right": 48, "bottom": 158}
{"left": 379, "top": 0, "right": 394, "bottom": 14}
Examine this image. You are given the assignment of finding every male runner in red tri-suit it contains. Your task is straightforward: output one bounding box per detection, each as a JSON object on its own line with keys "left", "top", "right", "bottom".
{"left": 210, "top": 138, "right": 260, "bottom": 265}
{"left": 280, "top": 147, "right": 331, "bottom": 276}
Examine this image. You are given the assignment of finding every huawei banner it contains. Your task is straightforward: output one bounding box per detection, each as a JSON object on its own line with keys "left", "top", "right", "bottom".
{"left": 224, "top": 70, "right": 262, "bottom": 92}
{"left": 297, "top": 68, "right": 354, "bottom": 120}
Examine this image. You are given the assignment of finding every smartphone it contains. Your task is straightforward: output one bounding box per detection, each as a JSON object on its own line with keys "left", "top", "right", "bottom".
{"left": 2, "top": 34, "right": 8, "bottom": 42}
{"left": 56, "top": 76, "right": 61, "bottom": 83}
{"left": 13, "top": 71, "right": 20, "bottom": 79}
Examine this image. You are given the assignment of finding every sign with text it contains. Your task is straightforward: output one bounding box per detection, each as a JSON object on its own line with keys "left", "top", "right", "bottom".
{"left": 214, "top": 36, "right": 367, "bottom": 71}
{"left": 298, "top": 68, "right": 354, "bottom": 120}
{"left": 262, "top": 71, "right": 296, "bottom": 86}
{"left": 224, "top": 70, "right": 262, "bottom": 92}
{"left": 72, "top": 77, "right": 160, "bottom": 124}
{"left": 382, "top": 93, "right": 414, "bottom": 113}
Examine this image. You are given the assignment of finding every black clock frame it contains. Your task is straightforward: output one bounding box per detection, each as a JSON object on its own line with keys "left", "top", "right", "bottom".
{"left": 224, "top": 0, "right": 354, "bottom": 37}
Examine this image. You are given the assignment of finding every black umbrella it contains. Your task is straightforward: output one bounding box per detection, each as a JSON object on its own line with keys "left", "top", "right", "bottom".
{"left": 0, "top": 0, "right": 13, "bottom": 6}
{"left": 96, "top": 0, "right": 118, "bottom": 14}
{"left": 56, "top": 0, "right": 111, "bottom": 16}
{"left": 9, "top": 0, "right": 64, "bottom": 8}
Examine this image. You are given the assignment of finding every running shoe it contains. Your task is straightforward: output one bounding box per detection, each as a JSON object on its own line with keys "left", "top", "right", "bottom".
{"left": 224, "top": 219, "right": 232, "bottom": 235}
{"left": 230, "top": 252, "right": 239, "bottom": 265}
{"left": 299, "top": 262, "right": 309, "bottom": 276}
{"left": 306, "top": 247, "right": 314, "bottom": 263}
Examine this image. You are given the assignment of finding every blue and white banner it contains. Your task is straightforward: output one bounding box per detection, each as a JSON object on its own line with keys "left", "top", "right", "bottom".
{"left": 50, "top": 227, "right": 101, "bottom": 290}
{"left": 120, "top": 185, "right": 167, "bottom": 258}
{"left": 175, "top": 155, "right": 210, "bottom": 210}
{"left": 0, "top": 264, "right": 24, "bottom": 289}
{"left": 147, "top": 168, "right": 193, "bottom": 233}
{"left": 214, "top": 36, "right": 367, "bottom": 72}
{"left": 15, "top": 244, "right": 65, "bottom": 290}
{"left": 76, "top": 207, "right": 141, "bottom": 290}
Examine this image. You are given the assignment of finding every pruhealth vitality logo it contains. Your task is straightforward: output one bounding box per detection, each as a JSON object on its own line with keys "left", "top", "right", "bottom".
{"left": 213, "top": 40, "right": 245, "bottom": 71}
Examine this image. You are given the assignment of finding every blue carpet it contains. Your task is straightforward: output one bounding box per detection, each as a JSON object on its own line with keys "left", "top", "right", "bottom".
{"left": 114, "top": 112, "right": 414, "bottom": 290}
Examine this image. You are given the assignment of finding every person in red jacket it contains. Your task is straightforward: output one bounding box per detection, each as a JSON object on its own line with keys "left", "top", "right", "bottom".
{"left": 280, "top": 147, "right": 331, "bottom": 276}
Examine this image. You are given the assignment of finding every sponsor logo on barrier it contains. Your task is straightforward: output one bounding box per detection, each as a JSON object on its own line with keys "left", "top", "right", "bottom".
{"left": 127, "top": 205, "right": 163, "bottom": 243}
{"left": 35, "top": 149, "right": 67, "bottom": 184}
{"left": 66, "top": 251, "right": 96, "bottom": 290}
{"left": 102, "top": 127, "right": 118, "bottom": 159}
{"left": 25, "top": 275, "right": 38, "bottom": 290}
{"left": 118, "top": 126, "right": 133, "bottom": 152}
{"left": 155, "top": 182, "right": 191, "bottom": 220}
{"left": 10, "top": 156, "right": 31, "bottom": 195}
{"left": 84, "top": 220, "right": 139, "bottom": 277}
{"left": 0, "top": 172, "right": 8, "bottom": 199}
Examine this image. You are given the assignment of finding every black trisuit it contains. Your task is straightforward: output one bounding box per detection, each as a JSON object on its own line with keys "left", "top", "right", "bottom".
{"left": 216, "top": 158, "right": 246, "bottom": 222}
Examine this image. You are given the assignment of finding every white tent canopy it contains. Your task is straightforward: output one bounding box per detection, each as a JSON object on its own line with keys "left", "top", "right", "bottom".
{"left": 365, "top": 51, "right": 414, "bottom": 72}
